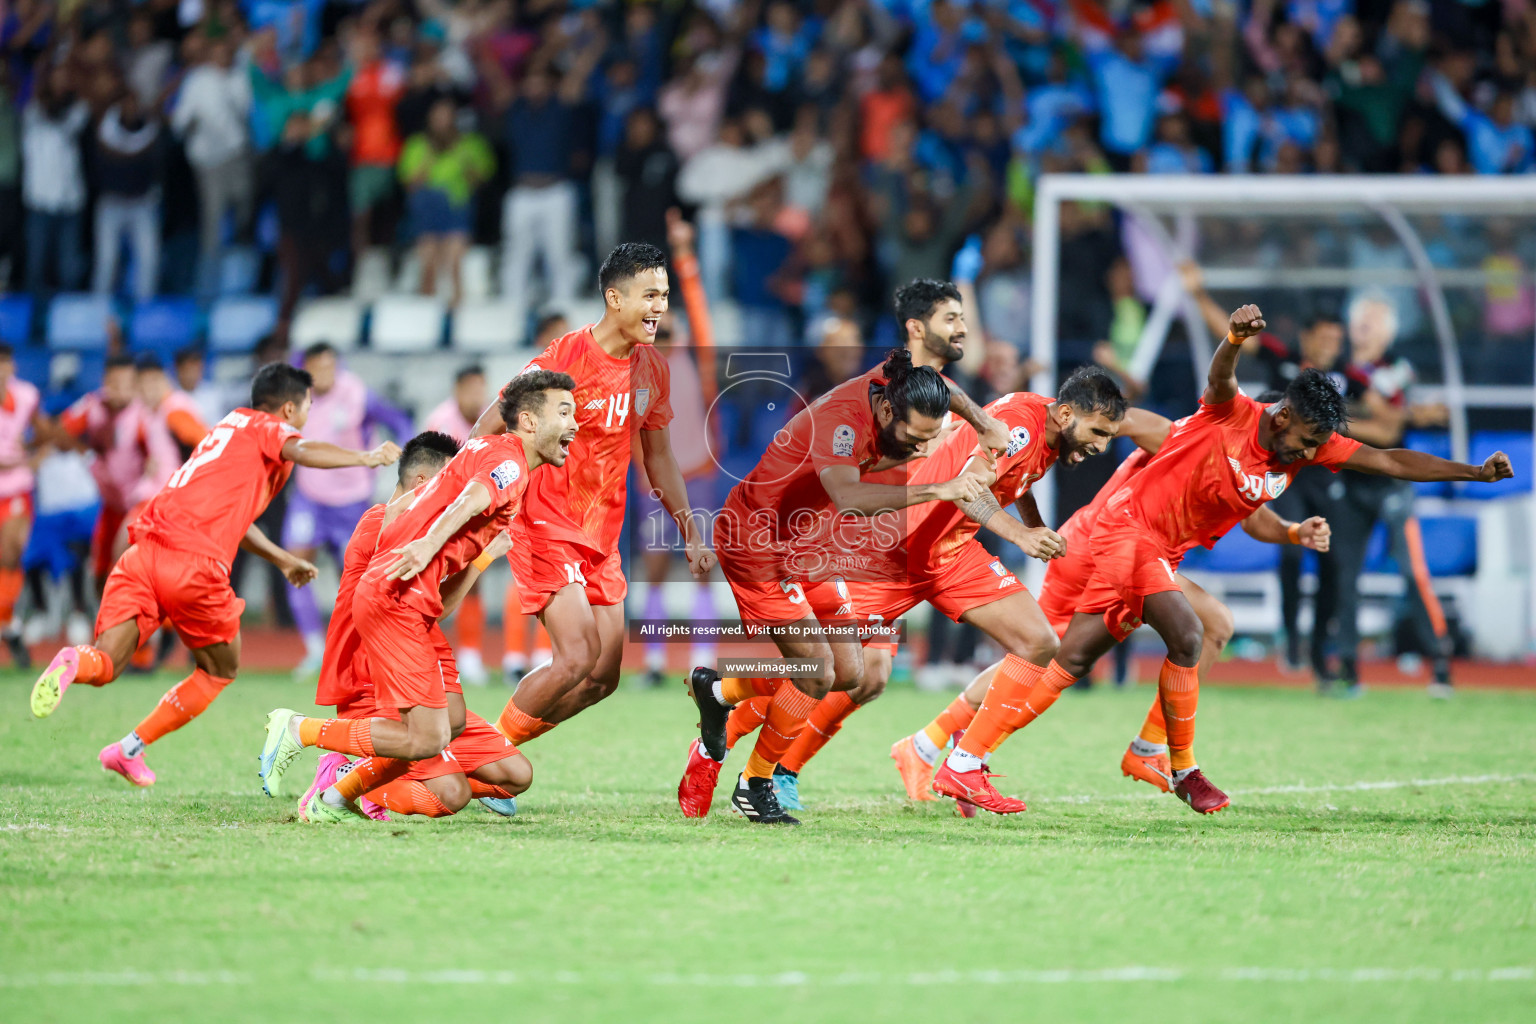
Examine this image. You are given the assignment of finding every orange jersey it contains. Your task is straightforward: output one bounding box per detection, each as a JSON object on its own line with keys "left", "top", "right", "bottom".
{"left": 363, "top": 433, "right": 529, "bottom": 618}
{"left": 718, "top": 367, "right": 888, "bottom": 582}
{"left": 129, "top": 408, "right": 299, "bottom": 566}
{"left": 513, "top": 326, "right": 673, "bottom": 554}
{"left": 1103, "top": 391, "right": 1360, "bottom": 556}
{"left": 155, "top": 390, "right": 211, "bottom": 455}
{"left": 900, "top": 392, "right": 1057, "bottom": 573}
{"left": 1059, "top": 446, "right": 1152, "bottom": 546}
{"left": 316, "top": 502, "right": 386, "bottom": 708}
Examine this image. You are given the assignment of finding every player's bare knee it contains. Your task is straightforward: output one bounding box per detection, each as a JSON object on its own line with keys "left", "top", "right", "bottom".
{"left": 1166, "top": 623, "right": 1204, "bottom": 666}
{"left": 504, "top": 755, "right": 532, "bottom": 794}
{"left": 1008, "top": 625, "right": 1058, "bottom": 666}
{"left": 852, "top": 673, "right": 887, "bottom": 705}
{"left": 1203, "top": 604, "right": 1235, "bottom": 651}
{"left": 405, "top": 721, "right": 452, "bottom": 760}
{"left": 434, "top": 774, "right": 472, "bottom": 813}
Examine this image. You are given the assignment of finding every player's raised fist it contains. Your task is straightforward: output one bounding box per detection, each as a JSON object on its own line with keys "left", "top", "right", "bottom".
{"left": 1297, "top": 516, "right": 1331, "bottom": 552}
{"left": 1477, "top": 451, "right": 1514, "bottom": 483}
{"left": 364, "top": 441, "right": 402, "bottom": 467}
{"left": 1228, "top": 304, "right": 1266, "bottom": 339}
{"left": 481, "top": 529, "right": 514, "bottom": 564}
{"left": 686, "top": 537, "right": 717, "bottom": 578}
{"left": 665, "top": 208, "right": 695, "bottom": 254}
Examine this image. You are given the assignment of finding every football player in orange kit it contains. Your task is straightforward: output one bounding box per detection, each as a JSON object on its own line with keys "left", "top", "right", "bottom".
{"left": 30, "top": 363, "right": 401, "bottom": 788}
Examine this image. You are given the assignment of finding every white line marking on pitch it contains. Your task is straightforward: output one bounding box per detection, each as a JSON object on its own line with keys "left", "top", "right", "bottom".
{"left": 1035, "top": 772, "right": 1536, "bottom": 805}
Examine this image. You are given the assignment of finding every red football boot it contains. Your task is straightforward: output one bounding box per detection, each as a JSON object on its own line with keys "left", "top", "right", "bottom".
{"left": 678, "top": 738, "right": 723, "bottom": 818}
{"left": 1173, "top": 768, "right": 1230, "bottom": 814}
{"left": 931, "top": 761, "right": 1028, "bottom": 815}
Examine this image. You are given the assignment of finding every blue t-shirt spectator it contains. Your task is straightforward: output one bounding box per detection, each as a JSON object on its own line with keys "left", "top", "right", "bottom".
{"left": 1219, "top": 88, "right": 1265, "bottom": 172}
{"left": 731, "top": 227, "right": 793, "bottom": 309}
{"left": 1085, "top": 44, "right": 1177, "bottom": 155}
{"left": 1013, "top": 79, "right": 1095, "bottom": 154}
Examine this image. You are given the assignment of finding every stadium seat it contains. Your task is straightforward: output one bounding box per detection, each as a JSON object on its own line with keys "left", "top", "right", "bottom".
{"left": 0, "top": 294, "right": 32, "bottom": 344}
{"left": 290, "top": 298, "right": 363, "bottom": 350}
{"left": 369, "top": 295, "right": 446, "bottom": 353}
{"left": 219, "top": 246, "right": 262, "bottom": 296}
{"left": 451, "top": 301, "right": 524, "bottom": 351}
{"left": 1403, "top": 430, "right": 1453, "bottom": 498}
{"left": 461, "top": 246, "right": 494, "bottom": 301}
{"left": 46, "top": 294, "right": 115, "bottom": 351}
{"left": 1200, "top": 525, "right": 1281, "bottom": 573}
{"left": 129, "top": 298, "right": 201, "bottom": 362}
{"left": 352, "top": 248, "right": 393, "bottom": 302}
{"left": 209, "top": 296, "right": 279, "bottom": 353}
{"left": 1459, "top": 431, "right": 1532, "bottom": 499}
{"left": 12, "top": 346, "right": 50, "bottom": 388}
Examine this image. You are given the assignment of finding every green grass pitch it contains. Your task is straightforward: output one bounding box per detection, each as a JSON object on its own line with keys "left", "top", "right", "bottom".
{"left": 2, "top": 670, "right": 1533, "bottom": 1023}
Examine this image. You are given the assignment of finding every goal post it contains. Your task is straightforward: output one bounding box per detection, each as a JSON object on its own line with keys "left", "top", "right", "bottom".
{"left": 1027, "top": 174, "right": 1536, "bottom": 656}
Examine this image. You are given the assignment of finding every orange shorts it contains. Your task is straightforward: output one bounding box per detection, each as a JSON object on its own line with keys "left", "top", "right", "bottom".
{"left": 352, "top": 586, "right": 448, "bottom": 710}
{"left": 0, "top": 490, "right": 32, "bottom": 527}
{"left": 336, "top": 623, "right": 461, "bottom": 720}
{"left": 1037, "top": 539, "right": 1096, "bottom": 638}
{"left": 408, "top": 711, "right": 517, "bottom": 780}
{"left": 1076, "top": 511, "right": 1182, "bottom": 640}
{"left": 511, "top": 544, "right": 625, "bottom": 614}
{"left": 848, "top": 539, "right": 1024, "bottom": 648}
{"left": 95, "top": 538, "right": 243, "bottom": 649}
{"left": 726, "top": 574, "right": 873, "bottom": 642}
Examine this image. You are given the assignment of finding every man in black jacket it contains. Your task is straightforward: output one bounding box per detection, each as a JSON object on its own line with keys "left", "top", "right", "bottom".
{"left": 261, "top": 112, "right": 351, "bottom": 335}
{"left": 92, "top": 92, "right": 166, "bottom": 301}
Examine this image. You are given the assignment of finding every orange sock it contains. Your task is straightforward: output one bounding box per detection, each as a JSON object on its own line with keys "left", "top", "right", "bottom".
{"left": 743, "top": 685, "right": 819, "bottom": 778}
{"left": 1139, "top": 697, "right": 1168, "bottom": 745}
{"left": 718, "top": 676, "right": 772, "bottom": 705}
{"left": 726, "top": 695, "right": 774, "bottom": 750}
{"left": 457, "top": 591, "right": 484, "bottom": 654}
{"left": 468, "top": 779, "right": 514, "bottom": 800}
{"left": 1157, "top": 659, "right": 1200, "bottom": 771}
{"left": 779, "top": 691, "right": 858, "bottom": 773}
{"left": 301, "top": 717, "right": 376, "bottom": 757}
{"left": 921, "top": 693, "right": 978, "bottom": 750}
{"left": 366, "top": 778, "right": 453, "bottom": 817}
{"left": 73, "top": 645, "right": 115, "bottom": 685}
{"left": 957, "top": 655, "right": 1050, "bottom": 757}
{"left": 497, "top": 699, "right": 552, "bottom": 745}
{"left": 133, "top": 669, "right": 232, "bottom": 744}
{"left": 333, "top": 756, "right": 410, "bottom": 802}
{"left": 0, "top": 566, "right": 22, "bottom": 623}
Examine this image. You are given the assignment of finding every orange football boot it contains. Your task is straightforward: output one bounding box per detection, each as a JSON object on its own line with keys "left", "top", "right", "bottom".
{"left": 890, "top": 736, "right": 938, "bottom": 801}
{"left": 1121, "top": 743, "right": 1173, "bottom": 793}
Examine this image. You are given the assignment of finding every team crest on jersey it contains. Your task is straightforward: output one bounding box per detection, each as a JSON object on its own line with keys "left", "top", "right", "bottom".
{"left": 490, "top": 460, "right": 521, "bottom": 489}
{"left": 832, "top": 424, "right": 856, "bottom": 457}
{"left": 1264, "top": 471, "right": 1288, "bottom": 499}
{"left": 1005, "top": 426, "right": 1031, "bottom": 457}
{"left": 635, "top": 388, "right": 650, "bottom": 417}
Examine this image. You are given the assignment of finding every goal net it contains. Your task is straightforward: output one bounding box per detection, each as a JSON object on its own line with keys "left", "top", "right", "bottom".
{"left": 1027, "top": 174, "right": 1536, "bottom": 660}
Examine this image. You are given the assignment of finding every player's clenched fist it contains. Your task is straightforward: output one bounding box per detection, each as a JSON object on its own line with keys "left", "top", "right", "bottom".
{"left": 1297, "top": 516, "right": 1330, "bottom": 552}
{"left": 480, "top": 529, "right": 514, "bottom": 564}
{"left": 1477, "top": 451, "right": 1514, "bottom": 483}
{"left": 1020, "top": 526, "right": 1067, "bottom": 561}
{"left": 363, "top": 441, "right": 403, "bottom": 467}
{"left": 1228, "top": 304, "right": 1266, "bottom": 339}
{"left": 284, "top": 557, "right": 320, "bottom": 587}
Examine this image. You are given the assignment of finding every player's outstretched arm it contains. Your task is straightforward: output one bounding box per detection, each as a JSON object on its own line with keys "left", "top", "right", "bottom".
{"left": 439, "top": 530, "right": 512, "bottom": 619}
{"left": 1119, "top": 407, "right": 1174, "bottom": 454}
{"left": 1204, "top": 304, "right": 1266, "bottom": 406}
{"left": 957, "top": 489, "right": 1066, "bottom": 562}
{"left": 1241, "top": 507, "right": 1331, "bottom": 551}
{"left": 240, "top": 524, "right": 320, "bottom": 586}
{"left": 1343, "top": 444, "right": 1514, "bottom": 484}
{"left": 942, "top": 380, "right": 1011, "bottom": 456}
{"left": 639, "top": 425, "right": 716, "bottom": 578}
{"left": 383, "top": 480, "right": 494, "bottom": 582}
{"left": 282, "top": 437, "right": 402, "bottom": 469}
{"left": 819, "top": 457, "right": 996, "bottom": 516}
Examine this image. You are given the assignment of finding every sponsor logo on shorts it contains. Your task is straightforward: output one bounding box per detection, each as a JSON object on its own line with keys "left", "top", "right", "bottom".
{"left": 490, "top": 460, "right": 521, "bottom": 489}
{"left": 636, "top": 388, "right": 650, "bottom": 417}
{"left": 832, "top": 424, "right": 856, "bottom": 457}
{"left": 1005, "top": 426, "right": 1031, "bottom": 457}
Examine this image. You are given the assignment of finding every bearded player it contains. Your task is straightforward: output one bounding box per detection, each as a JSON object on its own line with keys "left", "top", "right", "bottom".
{"left": 297, "top": 430, "right": 533, "bottom": 822}
{"left": 946, "top": 304, "right": 1514, "bottom": 815}
{"left": 470, "top": 244, "right": 715, "bottom": 756}
{"left": 684, "top": 348, "right": 998, "bottom": 825}
{"left": 29, "top": 363, "right": 401, "bottom": 788}
{"left": 689, "top": 367, "right": 1129, "bottom": 815}
{"left": 889, "top": 396, "right": 1331, "bottom": 811}
{"left": 260, "top": 371, "right": 577, "bottom": 821}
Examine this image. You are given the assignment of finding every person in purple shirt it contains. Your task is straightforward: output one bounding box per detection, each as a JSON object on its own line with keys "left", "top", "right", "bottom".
{"left": 284, "top": 343, "right": 413, "bottom": 676}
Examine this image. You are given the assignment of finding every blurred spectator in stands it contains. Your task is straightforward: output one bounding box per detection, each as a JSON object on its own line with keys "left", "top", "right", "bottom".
{"left": 875, "top": 151, "right": 987, "bottom": 287}
{"left": 1, "top": 0, "right": 54, "bottom": 101}
{"left": 783, "top": 106, "right": 832, "bottom": 219}
{"left": 659, "top": 47, "right": 739, "bottom": 163}
{"left": 971, "top": 221, "right": 1030, "bottom": 355}
{"left": 123, "top": 11, "right": 173, "bottom": 110}
{"left": 399, "top": 97, "right": 493, "bottom": 307}
{"left": 731, "top": 179, "right": 797, "bottom": 351}
{"left": 859, "top": 52, "right": 915, "bottom": 163}
{"left": 1142, "top": 113, "right": 1212, "bottom": 174}
{"left": 799, "top": 315, "right": 863, "bottom": 403}
{"left": 593, "top": 56, "right": 648, "bottom": 254}
{"left": 22, "top": 64, "right": 89, "bottom": 296}
{"left": 91, "top": 92, "right": 166, "bottom": 302}
{"left": 1091, "top": 257, "right": 1149, "bottom": 401}
{"left": 396, "top": 40, "right": 466, "bottom": 139}
{"left": 423, "top": 363, "right": 487, "bottom": 443}
{"left": 1477, "top": 222, "right": 1535, "bottom": 384}
{"left": 678, "top": 112, "right": 788, "bottom": 301}
{"left": 498, "top": 62, "right": 590, "bottom": 317}
{"left": 1429, "top": 75, "right": 1534, "bottom": 175}
{"left": 1323, "top": 7, "right": 1427, "bottom": 172}
{"left": 1079, "top": 28, "right": 1179, "bottom": 171}
{"left": 346, "top": 24, "right": 405, "bottom": 260}
{"left": 0, "top": 66, "right": 19, "bottom": 289}
{"left": 614, "top": 106, "right": 678, "bottom": 252}
{"left": 263, "top": 111, "right": 351, "bottom": 332}
{"left": 172, "top": 38, "right": 253, "bottom": 298}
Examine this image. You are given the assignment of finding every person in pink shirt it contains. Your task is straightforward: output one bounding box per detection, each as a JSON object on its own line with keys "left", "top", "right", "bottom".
{"left": 0, "top": 344, "right": 49, "bottom": 666}
{"left": 285, "top": 343, "right": 413, "bottom": 675}
{"left": 420, "top": 363, "right": 490, "bottom": 683}
{"left": 58, "top": 355, "right": 175, "bottom": 594}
